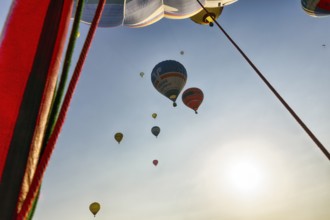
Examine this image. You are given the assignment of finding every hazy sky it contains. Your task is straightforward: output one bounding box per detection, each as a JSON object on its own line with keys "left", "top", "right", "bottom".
{"left": 1, "top": 1, "right": 330, "bottom": 219}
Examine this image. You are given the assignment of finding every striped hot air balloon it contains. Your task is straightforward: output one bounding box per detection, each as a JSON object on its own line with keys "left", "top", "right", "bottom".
{"left": 301, "top": 0, "right": 330, "bottom": 17}
{"left": 151, "top": 60, "right": 187, "bottom": 107}
{"left": 182, "top": 87, "right": 204, "bottom": 114}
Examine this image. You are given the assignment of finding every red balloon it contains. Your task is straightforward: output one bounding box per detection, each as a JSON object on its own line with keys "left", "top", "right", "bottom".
{"left": 153, "top": 160, "right": 158, "bottom": 166}
{"left": 182, "top": 87, "right": 204, "bottom": 114}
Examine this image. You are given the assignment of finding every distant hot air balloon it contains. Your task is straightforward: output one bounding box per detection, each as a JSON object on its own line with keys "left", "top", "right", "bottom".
{"left": 180, "top": 50, "right": 184, "bottom": 55}
{"left": 151, "top": 60, "right": 187, "bottom": 107}
{"left": 140, "top": 72, "right": 144, "bottom": 77}
{"left": 151, "top": 126, "right": 160, "bottom": 138}
{"left": 301, "top": 0, "right": 330, "bottom": 17}
{"left": 153, "top": 160, "right": 158, "bottom": 166}
{"left": 152, "top": 113, "right": 157, "bottom": 119}
{"left": 182, "top": 87, "right": 204, "bottom": 114}
{"left": 89, "top": 202, "right": 100, "bottom": 217}
{"left": 114, "top": 132, "right": 123, "bottom": 144}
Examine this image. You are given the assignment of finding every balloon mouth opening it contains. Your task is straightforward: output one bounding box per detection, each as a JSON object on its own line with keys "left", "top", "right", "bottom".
{"left": 203, "top": 13, "right": 215, "bottom": 26}
{"left": 173, "top": 102, "right": 177, "bottom": 107}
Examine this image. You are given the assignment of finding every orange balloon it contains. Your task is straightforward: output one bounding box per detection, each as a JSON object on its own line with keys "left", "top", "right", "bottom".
{"left": 182, "top": 87, "right": 204, "bottom": 114}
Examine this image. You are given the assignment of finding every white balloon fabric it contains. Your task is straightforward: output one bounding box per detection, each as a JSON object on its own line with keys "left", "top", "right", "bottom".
{"left": 73, "top": 0, "right": 238, "bottom": 28}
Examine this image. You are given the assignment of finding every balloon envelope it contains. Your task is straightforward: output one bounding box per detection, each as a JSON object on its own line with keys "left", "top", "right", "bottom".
{"left": 114, "top": 132, "right": 123, "bottom": 143}
{"left": 75, "top": 0, "right": 238, "bottom": 28}
{"left": 301, "top": 0, "right": 330, "bottom": 17}
{"left": 152, "top": 113, "right": 157, "bottom": 119}
{"left": 182, "top": 87, "right": 204, "bottom": 114}
{"left": 153, "top": 160, "right": 158, "bottom": 166}
{"left": 151, "top": 126, "right": 160, "bottom": 137}
{"left": 89, "top": 202, "right": 100, "bottom": 217}
{"left": 140, "top": 72, "right": 144, "bottom": 77}
{"left": 151, "top": 60, "right": 187, "bottom": 107}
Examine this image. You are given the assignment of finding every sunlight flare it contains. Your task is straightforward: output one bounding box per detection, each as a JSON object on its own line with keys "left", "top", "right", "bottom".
{"left": 226, "top": 160, "right": 263, "bottom": 194}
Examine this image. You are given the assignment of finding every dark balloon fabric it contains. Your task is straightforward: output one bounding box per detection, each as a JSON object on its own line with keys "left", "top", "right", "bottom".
{"left": 151, "top": 126, "right": 161, "bottom": 137}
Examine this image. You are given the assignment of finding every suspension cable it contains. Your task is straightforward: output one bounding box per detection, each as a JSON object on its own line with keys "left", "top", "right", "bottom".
{"left": 195, "top": 0, "right": 329, "bottom": 161}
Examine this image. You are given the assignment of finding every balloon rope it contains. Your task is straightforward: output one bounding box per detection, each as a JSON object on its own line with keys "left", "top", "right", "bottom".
{"left": 195, "top": 0, "right": 330, "bottom": 161}
{"left": 25, "top": 1, "right": 86, "bottom": 219}
{"left": 26, "top": 188, "right": 40, "bottom": 220}
{"left": 17, "top": 0, "right": 106, "bottom": 218}
{"left": 42, "top": 0, "right": 85, "bottom": 154}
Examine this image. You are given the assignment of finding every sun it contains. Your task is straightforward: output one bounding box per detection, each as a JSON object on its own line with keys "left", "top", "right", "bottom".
{"left": 226, "top": 160, "right": 263, "bottom": 194}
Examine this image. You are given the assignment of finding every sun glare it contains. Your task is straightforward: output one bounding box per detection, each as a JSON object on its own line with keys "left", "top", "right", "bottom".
{"left": 227, "top": 160, "right": 263, "bottom": 194}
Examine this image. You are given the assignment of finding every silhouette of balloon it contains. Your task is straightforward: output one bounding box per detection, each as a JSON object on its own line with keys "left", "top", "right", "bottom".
{"left": 114, "top": 132, "right": 123, "bottom": 144}
{"left": 151, "top": 126, "right": 160, "bottom": 138}
{"left": 89, "top": 202, "right": 100, "bottom": 217}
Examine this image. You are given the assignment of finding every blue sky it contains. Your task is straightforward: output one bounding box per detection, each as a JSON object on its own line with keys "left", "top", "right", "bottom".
{"left": 1, "top": 1, "right": 330, "bottom": 219}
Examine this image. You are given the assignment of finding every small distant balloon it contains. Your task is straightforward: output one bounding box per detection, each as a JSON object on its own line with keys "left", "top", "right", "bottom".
{"left": 76, "top": 31, "right": 80, "bottom": 38}
{"left": 180, "top": 50, "right": 184, "bottom": 55}
{"left": 153, "top": 160, "right": 158, "bottom": 166}
{"left": 89, "top": 202, "right": 100, "bottom": 217}
{"left": 151, "top": 126, "right": 160, "bottom": 138}
{"left": 114, "top": 132, "right": 123, "bottom": 144}
{"left": 152, "top": 113, "right": 157, "bottom": 119}
{"left": 140, "top": 72, "right": 144, "bottom": 77}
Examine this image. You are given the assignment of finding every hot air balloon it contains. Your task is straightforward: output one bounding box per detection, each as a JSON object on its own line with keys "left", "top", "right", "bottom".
{"left": 74, "top": 0, "right": 238, "bottom": 28}
{"left": 151, "top": 60, "right": 187, "bottom": 107}
{"left": 153, "top": 160, "right": 158, "bottom": 166}
{"left": 180, "top": 50, "right": 184, "bottom": 55}
{"left": 89, "top": 202, "right": 101, "bottom": 217}
{"left": 151, "top": 126, "right": 160, "bottom": 138}
{"left": 301, "top": 0, "right": 330, "bottom": 17}
{"left": 152, "top": 113, "right": 157, "bottom": 119}
{"left": 140, "top": 72, "right": 144, "bottom": 77}
{"left": 182, "top": 87, "right": 204, "bottom": 114}
{"left": 114, "top": 132, "right": 123, "bottom": 144}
